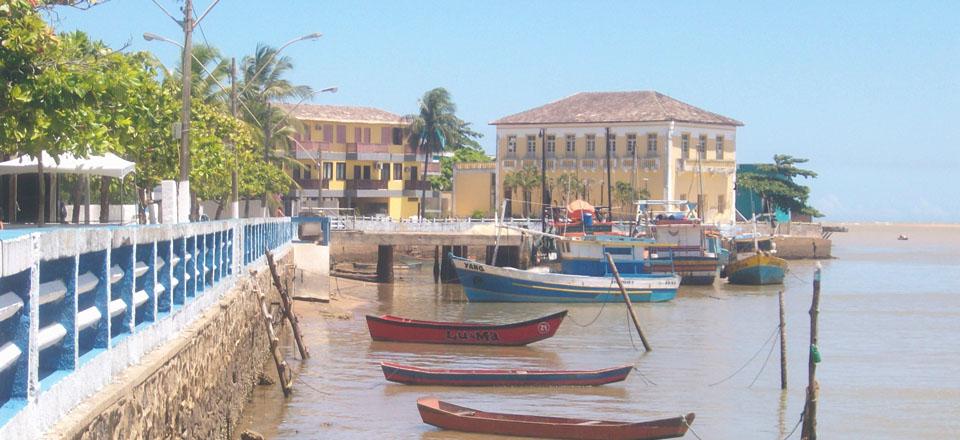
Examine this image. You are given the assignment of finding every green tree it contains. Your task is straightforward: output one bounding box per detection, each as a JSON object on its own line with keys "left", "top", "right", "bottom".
{"left": 737, "top": 154, "right": 822, "bottom": 218}
{"left": 553, "top": 173, "right": 586, "bottom": 205}
{"left": 503, "top": 165, "right": 541, "bottom": 218}
{"left": 406, "top": 87, "right": 481, "bottom": 218}
{"left": 429, "top": 146, "right": 491, "bottom": 191}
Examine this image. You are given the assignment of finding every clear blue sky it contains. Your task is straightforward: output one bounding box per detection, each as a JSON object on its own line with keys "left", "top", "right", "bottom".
{"left": 50, "top": 1, "right": 959, "bottom": 222}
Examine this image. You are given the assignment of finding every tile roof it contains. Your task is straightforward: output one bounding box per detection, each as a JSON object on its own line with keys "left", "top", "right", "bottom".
{"left": 276, "top": 103, "right": 405, "bottom": 124}
{"left": 491, "top": 91, "right": 743, "bottom": 126}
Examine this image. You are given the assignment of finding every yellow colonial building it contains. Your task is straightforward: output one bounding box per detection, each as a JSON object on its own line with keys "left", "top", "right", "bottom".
{"left": 280, "top": 104, "right": 440, "bottom": 219}
{"left": 491, "top": 91, "right": 742, "bottom": 223}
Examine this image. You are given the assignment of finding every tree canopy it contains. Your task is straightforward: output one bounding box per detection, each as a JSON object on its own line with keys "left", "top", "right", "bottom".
{"left": 737, "top": 154, "right": 822, "bottom": 218}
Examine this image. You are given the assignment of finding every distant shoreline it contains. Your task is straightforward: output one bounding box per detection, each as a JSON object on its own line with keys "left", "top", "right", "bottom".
{"left": 823, "top": 222, "right": 960, "bottom": 228}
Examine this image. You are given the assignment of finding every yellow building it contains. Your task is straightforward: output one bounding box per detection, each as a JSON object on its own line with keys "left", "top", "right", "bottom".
{"left": 491, "top": 91, "right": 743, "bottom": 223}
{"left": 280, "top": 104, "right": 440, "bottom": 219}
{"left": 451, "top": 162, "right": 497, "bottom": 218}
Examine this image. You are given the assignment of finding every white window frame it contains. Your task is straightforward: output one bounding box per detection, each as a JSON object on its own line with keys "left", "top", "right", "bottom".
{"left": 681, "top": 134, "right": 690, "bottom": 159}
{"left": 586, "top": 134, "right": 596, "bottom": 152}
{"left": 698, "top": 135, "right": 707, "bottom": 159}
{"left": 507, "top": 135, "right": 517, "bottom": 153}
{"left": 565, "top": 134, "right": 575, "bottom": 153}
{"left": 526, "top": 135, "right": 536, "bottom": 153}
{"left": 607, "top": 133, "right": 616, "bottom": 153}
{"left": 546, "top": 134, "right": 556, "bottom": 153}
{"left": 626, "top": 134, "right": 637, "bottom": 154}
{"left": 716, "top": 136, "right": 724, "bottom": 160}
{"left": 647, "top": 133, "right": 657, "bottom": 154}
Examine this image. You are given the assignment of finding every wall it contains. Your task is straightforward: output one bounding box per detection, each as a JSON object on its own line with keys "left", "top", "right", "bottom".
{"left": 50, "top": 254, "right": 290, "bottom": 440}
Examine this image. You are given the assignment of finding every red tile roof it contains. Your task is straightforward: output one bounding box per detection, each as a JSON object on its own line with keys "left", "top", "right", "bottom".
{"left": 491, "top": 91, "right": 743, "bottom": 126}
{"left": 277, "top": 103, "right": 405, "bottom": 124}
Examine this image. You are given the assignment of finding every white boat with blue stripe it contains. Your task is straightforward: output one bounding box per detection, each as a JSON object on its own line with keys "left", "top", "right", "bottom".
{"left": 450, "top": 255, "right": 680, "bottom": 303}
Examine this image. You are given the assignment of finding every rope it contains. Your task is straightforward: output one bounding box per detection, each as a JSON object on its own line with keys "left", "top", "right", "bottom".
{"left": 708, "top": 325, "right": 779, "bottom": 387}
{"left": 748, "top": 330, "right": 779, "bottom": 388}
{"left": 683, "top": 414, "right": 704, "bottom": 440}
{"left": 565, "top": 277, "right": 616, "bottom": 327}
{"left": 782, "top": 410, "right": 805, "bottom": 440}
{"left": 631, "top": 366, "right": 658, "bottom": 386}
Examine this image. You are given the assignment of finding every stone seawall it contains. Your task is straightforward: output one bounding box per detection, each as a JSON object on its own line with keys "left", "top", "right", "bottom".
{"left": 47, "top": 252, "right": 292, "bottom": 440}
{"left": 772, "top": 236, "right": 832, "bottom": 259}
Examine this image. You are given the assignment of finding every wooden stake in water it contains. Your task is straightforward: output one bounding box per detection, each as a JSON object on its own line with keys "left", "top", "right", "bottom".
{"left": 779, "top": 290, "right": 788, "bottom": 390}
{"left": 605, "top": 253, "right": 652, "bottom": 351}
{"left": 801, "top": 264, "right": 822, "bottom": 440}
{"left": 266, "top": 250, "right": 309, "bottom": 360}
{"left": 251, "top": 270, "right": 293, "bottom": 397}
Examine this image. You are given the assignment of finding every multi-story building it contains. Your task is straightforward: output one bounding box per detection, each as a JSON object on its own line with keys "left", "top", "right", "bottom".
{"left": 280, "top": 104, "right": 440, "bottom": 219}
{"left": 491, "top": 91, "right": 742, "bottom": 223}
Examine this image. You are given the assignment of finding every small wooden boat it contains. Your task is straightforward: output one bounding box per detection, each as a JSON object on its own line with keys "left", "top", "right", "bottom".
{"left": 726, "top": 252, "right": 787, "bottom": 285}
{"left": 417, "top": 398, "right": 694, "bottom": 440}
{"left": 365, "top": 311, "right": 566, "bottom": 346}
{"left": 381, "top": 362, "right": 632, "bottom": 386}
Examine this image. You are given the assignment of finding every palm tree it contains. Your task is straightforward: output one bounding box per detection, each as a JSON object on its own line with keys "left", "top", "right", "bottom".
{"left": 406, "top": 88, "right": 458, "bottom": 219}
{"left": 240, "top": 43, "right": 313, "bottom": 213}
{"left": 554, "top": 173, "right": 585, "bottom": 206}
{"left": 503, "top": 165, "right": 541, "bottom": 218}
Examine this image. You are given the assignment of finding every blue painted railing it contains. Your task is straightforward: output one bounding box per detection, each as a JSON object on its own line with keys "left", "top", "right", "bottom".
{"left": 0, "top": 218, "right": 293, "bottom": 433}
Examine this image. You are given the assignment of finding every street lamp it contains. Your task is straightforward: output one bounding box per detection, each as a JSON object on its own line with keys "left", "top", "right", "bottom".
{"left": 239, "top": 33, "right": 323, "bottom": 98}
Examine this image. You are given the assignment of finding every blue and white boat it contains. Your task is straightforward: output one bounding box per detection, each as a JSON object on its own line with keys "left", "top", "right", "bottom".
{"left": 450, "top": 255, "right": 680, "bottom": 303}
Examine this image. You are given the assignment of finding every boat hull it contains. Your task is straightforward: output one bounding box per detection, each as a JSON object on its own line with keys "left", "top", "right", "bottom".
{"left": 381, "top": 362, "right": 632, "bottom": 386}
{"left": 417, "top": 398, "right": 693, "bottom": 440}
{"left": 452, "top": 256, "right": 679, "bottom": 303}
{"left": 726, "top": 254, "right": 787, "bottom": 285}
{"left": 365, "top": 311, "right": 566, "bottom": 346}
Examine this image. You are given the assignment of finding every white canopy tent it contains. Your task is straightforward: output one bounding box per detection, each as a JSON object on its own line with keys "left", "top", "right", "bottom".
{"left": 0, "top": 152, "right": 135, "bottom": 179}
{"left": 0, "top": 152, "right": 137, "bottom": 224}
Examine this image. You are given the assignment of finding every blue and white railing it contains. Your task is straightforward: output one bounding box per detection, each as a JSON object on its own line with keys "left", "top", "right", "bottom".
{"left": 0, "top": 218, "right": 294, "bottom": 435}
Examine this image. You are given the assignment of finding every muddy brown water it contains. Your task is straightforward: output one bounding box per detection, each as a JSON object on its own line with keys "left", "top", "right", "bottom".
{"left": 237, "top": 224, "right": 960, "bottom": 439}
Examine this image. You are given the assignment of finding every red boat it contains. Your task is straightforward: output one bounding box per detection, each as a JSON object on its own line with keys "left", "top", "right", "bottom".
{"left": 366, "top": 311, "right": 566, "bottom": 346}
{"left": 381, "top": 362, "right": 632, "bottom": 386}
{"left": 417, "top": 398, "right": 694, "bottom": 440}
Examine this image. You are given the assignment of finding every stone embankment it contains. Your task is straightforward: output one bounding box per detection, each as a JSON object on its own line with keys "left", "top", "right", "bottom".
{"left": 48, "top": 254, "right": 291, "bottom": 439}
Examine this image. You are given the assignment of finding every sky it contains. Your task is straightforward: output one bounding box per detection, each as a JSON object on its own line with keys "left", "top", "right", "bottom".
{"left": 48, "top": 1, "right": 959, "bottom": 222}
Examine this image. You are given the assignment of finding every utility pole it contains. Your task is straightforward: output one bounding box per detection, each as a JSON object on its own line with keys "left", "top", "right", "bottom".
{"left": 230, "top": 57, "right": 239, "bottom": 219}
{"left": 180, "top": 0, "right": 193, "bottom": 219}
{"left": 539, "top": 128, "right": 547, "bottom": 232}
{"left": 605, "top": 127, "right": 613, "bottom": 219}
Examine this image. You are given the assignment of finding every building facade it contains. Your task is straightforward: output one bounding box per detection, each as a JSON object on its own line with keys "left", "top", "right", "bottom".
{"left": 491, "top": 91, "right": 742, "bottom": 223}
{"left": 280, "top": 104, "right": 440, "bottom": 219}
{"left": 451, "top": 162, "right": 497, "bottom": 218}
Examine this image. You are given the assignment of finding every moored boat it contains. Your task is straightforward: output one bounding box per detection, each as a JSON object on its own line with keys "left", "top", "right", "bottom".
{"left": 726, "top": 235, "right": 787, "bottom": 285}
{"left": 381, "top": 362, "right": 632, "bottom": 386}
{"left": 417, "top": 397, "right": 695, "bottom": 440}
{"left": 451, "top": 255, "right": 679, "bottom": 303}
{"left": 365, "top": 311, "right": 566, "bottom": 346}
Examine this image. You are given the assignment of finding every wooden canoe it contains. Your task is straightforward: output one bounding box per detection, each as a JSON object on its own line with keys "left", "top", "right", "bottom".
{"left": 365, "top": 311, "right": 566, "bottom": 346}
{"left": 381, "top": 362, "right": 632, "bottom": 386}
{"left": 417, "top": 398, "right": 694, "bottom": 440}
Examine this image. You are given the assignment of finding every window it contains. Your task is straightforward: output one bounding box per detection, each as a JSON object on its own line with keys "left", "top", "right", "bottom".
{"left": 410, "top": 166, "right": 418, "bottom": 181}
{"left": 626, "top": 134, "right": 637, "bottom": 154}
{"left": 393, "top": 163, "right": 402, "bottom": 180}
{"left": 336, "top": 125, "right": 346, "bottom": 143}
{"left": 293, "top": 168, "right": 301, "bottom": 179}
{"left": 304, "top": 167, "right": 312, "bottom": 180}
{"left": 324, "top": 124, "right": 333, "bottom": 142}
{"left": 507, "top": 136, "right": 517, "bottom": 153}
{"left": 565, "top": 135, "right": 575, "bottom": 153}
{"left": 336, "top": 162, "right": 346, "bottom": 180}
{"left": 354, "top": 127, "right": 362, "bottom": 143}
{"left": 392, "top": 127, "right": 403, "bottom": 145}
{"left": 364, "top": 127, "right": 372, "bottom": 143}
{"left": 681, "top": 134, "right": 690, "bottom": 159}
{"left": 381, "top": 163, "right": 391, "bottom": 180}
{"left": 362, "top": 166, "right": 371, "bottom": 180}
{"left": 526, "top": 135, "right": 536, "bottom": 153}
{"left": 322, "top": 162, "right": 333, "bottom": 180}
{"left": 716, "top": 136, "right": 724, "bottom": 160}
{"left": 647, "top": 133, "right": 657, "bottom": 154}
{"left": 698, "top": 135, "right": 707, "bottom": 159}
{"left": 718, "top": 194, "right": 726, "bottom": 213}
{"left": 607, "top": 133, "right": 616, "bottom": 153}
{"left": 546, "top": 135, "right": 556, "bottom": 153}
{"left": 586, "top": 134, "right": 596, "bottom": 152}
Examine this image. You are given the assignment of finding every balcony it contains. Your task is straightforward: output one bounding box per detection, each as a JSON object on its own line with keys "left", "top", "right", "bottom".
{"left": 677, "top": 158, "right": 734, "bottom": 174}
{"left": 294, "top": 178, "right": 328, "bottom": 190}
{"left": 403, "top": 180, "right": 432, "bottom": 191}
{"left": 345, "top": 179, "right": 389, "bottom": 190}
{"left": 347, "top": 142, "right": 390, "bottom": 155}
{"left": 426, "top": 162, "right": 440, "bottom": 174}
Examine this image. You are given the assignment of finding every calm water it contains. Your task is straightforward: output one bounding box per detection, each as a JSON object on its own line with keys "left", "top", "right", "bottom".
{"left": 239, "top": 224, "right": 960, "bottom": 439}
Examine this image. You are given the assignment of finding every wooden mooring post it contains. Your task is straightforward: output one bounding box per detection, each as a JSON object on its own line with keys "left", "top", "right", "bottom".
{"left": 250, "top": 271, "right": 293, "bottom": 397}
{"left": 605, "top": 253, "right": 652, "bottom": 351}
{"left": 779, "top": 290, "right": 788, "bottom": 389}
{"left": 265, "top": 250, "right": 309, "bottom": 360}
{"left": 801, "top": 264, "right": 822, "bottom": 440}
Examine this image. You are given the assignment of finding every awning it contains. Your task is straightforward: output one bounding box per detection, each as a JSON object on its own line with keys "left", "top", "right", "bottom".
{"left": 0, "top": 152, "right": 135, "bottom": 179}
